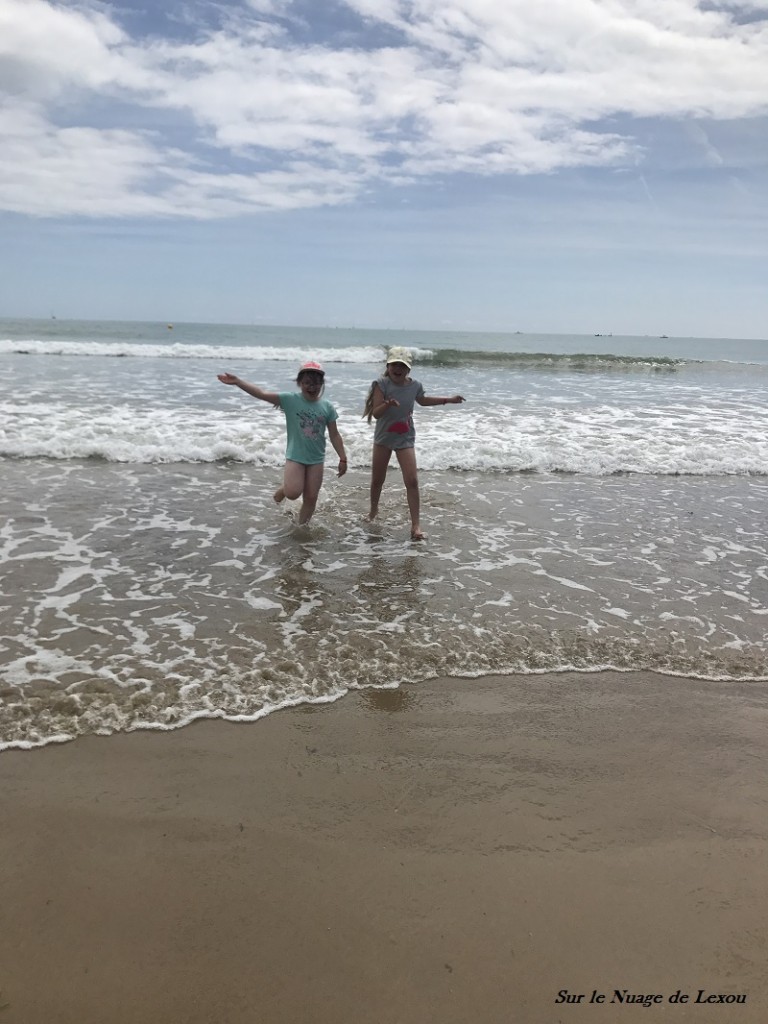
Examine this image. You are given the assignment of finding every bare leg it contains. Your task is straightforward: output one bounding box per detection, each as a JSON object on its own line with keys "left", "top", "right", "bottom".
{"left": 367, "top": 444, "right": 392, "bottom": 521}
{"left": 395, "top": 447, "right": 424, "bottom": 540}
{"left": 275, "top": 461, "right": 305, "bottom": 505}
{"left": 297, "top": 463, "right": 324, "bottom": 525}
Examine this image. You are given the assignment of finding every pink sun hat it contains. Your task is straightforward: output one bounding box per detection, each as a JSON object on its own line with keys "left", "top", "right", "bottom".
{"left": 298, "top": 360, "right": 325, "bottom": 376}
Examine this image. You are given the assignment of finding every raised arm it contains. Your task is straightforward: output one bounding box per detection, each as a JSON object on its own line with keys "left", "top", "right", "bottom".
{"left": 416, "top": 394, "right": 466, "bottom": 406}
{"left": 217, "top": 373, "right": 280, "bottom": 406}
{"left": 370, "top": 383, "right": 400, "bottom": 419}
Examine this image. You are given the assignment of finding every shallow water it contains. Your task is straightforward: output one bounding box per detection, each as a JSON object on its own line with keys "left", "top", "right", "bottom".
{"left": 2, "top": 458, "right": 767, "bottom": 749}
{"left": 3, "top": 319, "right": 768, "bottom": 748}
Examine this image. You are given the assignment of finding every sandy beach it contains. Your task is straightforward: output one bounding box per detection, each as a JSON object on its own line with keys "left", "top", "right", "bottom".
{"left": 1, "top": 670, "right": 766, "bottom": 1024}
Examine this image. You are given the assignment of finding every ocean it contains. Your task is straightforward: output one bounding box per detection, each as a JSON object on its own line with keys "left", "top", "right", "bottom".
{"left": 2, "top": 318, "right": 768, "bottom": 750}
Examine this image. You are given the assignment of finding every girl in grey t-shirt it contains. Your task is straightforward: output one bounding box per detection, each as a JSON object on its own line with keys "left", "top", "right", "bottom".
{"left": 363, "top": 346, "right": 465, "bottom": 540}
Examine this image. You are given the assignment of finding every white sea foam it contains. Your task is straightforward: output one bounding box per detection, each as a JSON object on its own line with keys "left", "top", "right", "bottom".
{"left": 0, "top": 339, "right": 421, "bottom": 363}
{"left": 3, "top": 398, "right": 768, "bottom": 474}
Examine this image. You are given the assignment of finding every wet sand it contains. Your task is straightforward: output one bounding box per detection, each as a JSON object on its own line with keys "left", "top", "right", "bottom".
{"left": 1, "top": 670, "right": 766, "bottom": 1024}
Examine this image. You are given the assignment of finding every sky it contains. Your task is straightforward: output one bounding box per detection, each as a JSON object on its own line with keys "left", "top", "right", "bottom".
{"left": 1, "top": 0, "right": 766, "bottom": 338}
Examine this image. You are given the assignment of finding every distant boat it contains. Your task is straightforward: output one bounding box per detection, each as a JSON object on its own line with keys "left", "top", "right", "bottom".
{"left": 167, "top": 324, "right": 174, "bottom": 330}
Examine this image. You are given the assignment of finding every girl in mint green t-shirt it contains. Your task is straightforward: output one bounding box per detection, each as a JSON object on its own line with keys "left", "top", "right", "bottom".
{"left": 217, "top": 361, "right": 347, "bottom": 525}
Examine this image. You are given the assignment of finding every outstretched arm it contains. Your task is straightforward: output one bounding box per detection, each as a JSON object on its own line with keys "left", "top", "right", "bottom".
{"left": 217, "top": 373, "right": 280, "bottom": 406}
{"left": 417, "top": 394, "right": 465, "bottom": 406}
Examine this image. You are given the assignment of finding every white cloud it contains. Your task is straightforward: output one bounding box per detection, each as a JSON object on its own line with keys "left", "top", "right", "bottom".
{"left": 0, "top": 0, "right": 766, "bottom": 217}
{"left": 0, "top": 0, "right": 139, "bottom": 98}
{"left": 0, "top": 104, "right": 177, "bottom": 217}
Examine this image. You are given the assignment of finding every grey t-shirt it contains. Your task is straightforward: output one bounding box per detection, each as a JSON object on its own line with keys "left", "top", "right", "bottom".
{"left": 372, "top": 376, "right": 425, "bottom": 449}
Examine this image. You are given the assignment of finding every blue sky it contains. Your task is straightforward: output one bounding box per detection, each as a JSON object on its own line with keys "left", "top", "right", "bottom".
{"left": 1, "top": 0, "right": 766, "bottom": 337}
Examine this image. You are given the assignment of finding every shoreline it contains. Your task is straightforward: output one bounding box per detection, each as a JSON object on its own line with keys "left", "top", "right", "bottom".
{"left": 1, "top": 670, "right": 766, "bottom": 1023}
{"left": 4, "top": 462, "right": 768, "bottom": 752}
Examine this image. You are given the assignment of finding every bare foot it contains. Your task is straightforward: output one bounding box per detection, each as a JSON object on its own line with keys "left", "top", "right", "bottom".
{"left": 273, "top": 487, "right": 285, "bottom": 504}
{"left": 410, "top": 528, "right": 425, "bottom": 541}
{"left": 364, "top": 507, "right": 378, "bottom": 522}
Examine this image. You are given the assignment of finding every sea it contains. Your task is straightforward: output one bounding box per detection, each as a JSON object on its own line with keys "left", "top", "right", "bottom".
{"left": 2, "top": 318, "right": 768, "bottom": 750}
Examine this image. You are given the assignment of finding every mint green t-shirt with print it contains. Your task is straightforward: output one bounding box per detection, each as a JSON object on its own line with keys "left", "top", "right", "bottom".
{"left": 278, "top": 393, "right": 338, "bottom": 465}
